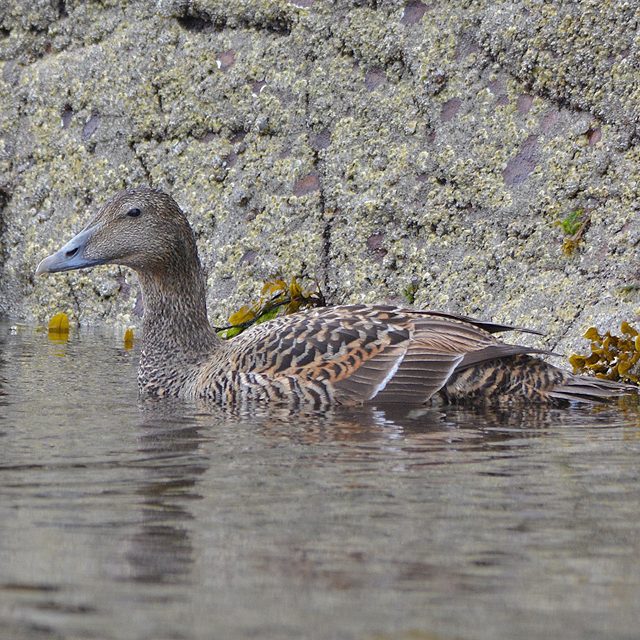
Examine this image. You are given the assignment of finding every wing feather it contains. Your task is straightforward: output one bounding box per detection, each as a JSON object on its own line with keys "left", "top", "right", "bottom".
{"left": 371, "top": 350, "right": 464, "bottom": 403}
{"left": 225, "top": 304, "right": 551, "bottom": 405}
{"left": 403, "top": 309, "right": 543, "bottom": 335}
{"left": 458, "top": 344, "right": 557, "bottom": 369}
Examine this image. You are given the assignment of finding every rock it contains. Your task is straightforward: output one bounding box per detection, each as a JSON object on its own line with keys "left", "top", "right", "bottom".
{"left": 0, "top": 0, "right": 638, "bottom": 357}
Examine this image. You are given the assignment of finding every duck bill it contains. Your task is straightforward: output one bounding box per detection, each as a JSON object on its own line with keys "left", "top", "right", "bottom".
{"left": 35, "top": 225, "right": 106, "bottom": 275}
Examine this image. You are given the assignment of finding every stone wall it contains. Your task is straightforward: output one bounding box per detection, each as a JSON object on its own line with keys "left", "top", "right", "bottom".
{"left": 0, "top": 0, "right": 638, "bottom": 354}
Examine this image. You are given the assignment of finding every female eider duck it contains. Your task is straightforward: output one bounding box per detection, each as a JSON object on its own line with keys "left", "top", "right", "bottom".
{"left": 36, "top": 187, "right": 635, "bottom": 406}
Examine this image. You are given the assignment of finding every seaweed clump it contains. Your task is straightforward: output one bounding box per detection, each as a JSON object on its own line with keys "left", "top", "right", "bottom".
{"left": 556, "top": 208, "right": 590, "bottom": 256}
{"left": 47, "top": 311, "right": 70, "bottom": 344}
{"left": 569, "top": 321, "right": 640, "bottom": 383}
{"left": 402, "top": 280, "right": 419, "bottom": 305}
{"left": 216, "top": 277, "right": 326, "bottom": 339}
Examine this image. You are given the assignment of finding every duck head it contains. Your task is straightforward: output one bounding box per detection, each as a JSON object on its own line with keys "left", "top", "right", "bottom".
{"left": 36, "top": 187, "right": 198, "bottom": 277}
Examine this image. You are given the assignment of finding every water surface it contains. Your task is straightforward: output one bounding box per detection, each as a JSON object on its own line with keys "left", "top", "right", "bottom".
{"left": 1, "top": 322, "right": 639, "bottom": 640}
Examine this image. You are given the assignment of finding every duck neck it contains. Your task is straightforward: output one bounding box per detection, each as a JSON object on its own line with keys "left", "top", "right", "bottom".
{"left": 137, "top": 261, "right": 220, "bottom": 366}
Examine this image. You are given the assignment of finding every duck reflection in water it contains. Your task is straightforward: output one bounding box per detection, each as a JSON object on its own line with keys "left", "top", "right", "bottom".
{"left": 113, "top": 394, "right": 638, "bottom": 598}
{"left": 120, "top": 399, "right": 209, "bottom": 585}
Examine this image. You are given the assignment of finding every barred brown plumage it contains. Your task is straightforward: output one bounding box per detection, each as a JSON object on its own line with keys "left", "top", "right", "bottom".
{"left": 36, "top": 187, "right": 637, "bottom": 407}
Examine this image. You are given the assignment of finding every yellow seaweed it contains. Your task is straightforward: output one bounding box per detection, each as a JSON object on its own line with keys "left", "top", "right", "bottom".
{"left": 569, "top": 322, "right": 640, "bottom": 384}
{"left": 48, "top": 312, "right": 69, "bottom": 334}
{"left": 217, "top": 276, "right": 326, "bottom": 339}
{"left": 124, "top": 327, "right": 135, "bottom": 350}
{"left": 47, "top": 312, "right": 70, "bottom": 344}
{"left": 228, "top": 305, "right": 257, "bottom": 326}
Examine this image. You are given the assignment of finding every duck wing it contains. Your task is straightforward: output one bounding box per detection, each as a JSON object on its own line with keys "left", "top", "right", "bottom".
{"left": 406, "top": 309, "right": 543, "bottom": 336}
{"left": 227, "top": 305, "right": 550, "bottom": 405}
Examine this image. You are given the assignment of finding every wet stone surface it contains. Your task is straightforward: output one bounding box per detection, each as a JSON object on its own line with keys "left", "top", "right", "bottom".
{"left": 0, "top": 0, "right": 638, "bottom": 360}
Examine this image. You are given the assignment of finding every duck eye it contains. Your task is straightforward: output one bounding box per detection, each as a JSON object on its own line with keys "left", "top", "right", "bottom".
{"left": 127, "top": 207, "right": 142, "bottom": 218}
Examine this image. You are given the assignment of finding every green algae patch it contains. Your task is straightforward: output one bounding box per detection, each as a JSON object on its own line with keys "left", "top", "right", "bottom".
{"left": 570, "top": 322, "right": 640, "bottom": 384}
{"left": 402, "top": 280, "right": 420, "bottom": 305}
{"left": 556, "top": 208, "right": 590, "bottom": 256}
{"left": 559, "top": 209, "right": 584, "bottom": 236}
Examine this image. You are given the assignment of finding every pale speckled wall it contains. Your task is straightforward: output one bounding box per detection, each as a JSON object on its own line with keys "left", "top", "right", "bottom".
{"left": 0, "top": 0, "right": 638, "bottom": 355}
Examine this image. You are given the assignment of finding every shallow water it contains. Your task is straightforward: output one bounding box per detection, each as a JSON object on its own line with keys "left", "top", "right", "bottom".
{"left": 1, "top": 322, "right": 639, "bottom": 640}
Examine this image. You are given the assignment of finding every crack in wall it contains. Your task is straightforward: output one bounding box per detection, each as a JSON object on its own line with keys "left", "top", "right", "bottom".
{"left": 151, "top": 81, "right": 165, "bottom": 115}
{"left": 303, "top": 87, "right": 333, "bottom": 303}
{"left": 67, "top": 280, "right": 82, "bottom": 321}
{"left": 129, "top": 142, "right": 153, "bottom": 186}
{"left": 174, "top": 8, "right": 293, "bottom": 36}
{"left": 547, "top": 301, "right": 588, "bottom": 353}
{"left": 0, "top": 188, "right": 11, "bottom": 296}
{"left": 57, "top": 0, "right": 68, "bottom": 19}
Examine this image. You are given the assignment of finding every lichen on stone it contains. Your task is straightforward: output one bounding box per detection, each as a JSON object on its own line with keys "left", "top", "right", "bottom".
{"left": 0, "top": 0, "right": 637, "bottom": 362}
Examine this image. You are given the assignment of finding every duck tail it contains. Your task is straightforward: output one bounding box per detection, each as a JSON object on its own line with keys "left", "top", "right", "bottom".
{"left": 547, "top": 374, "right": 638, "bottom": 404}
{"left": 442, "top": 354, "right": 638, "bottom": 405}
